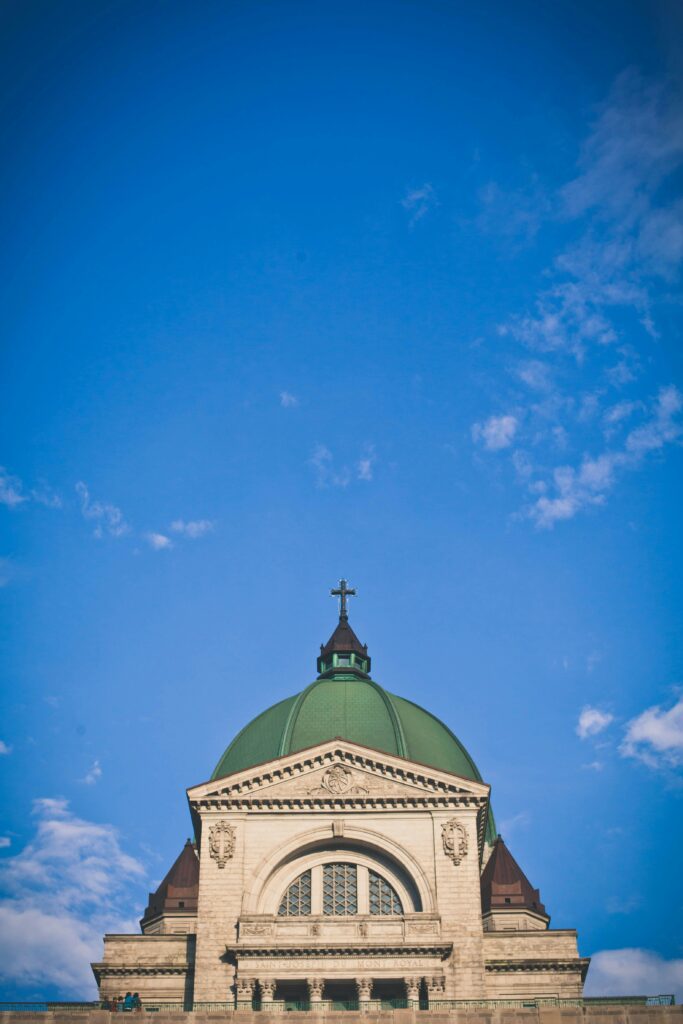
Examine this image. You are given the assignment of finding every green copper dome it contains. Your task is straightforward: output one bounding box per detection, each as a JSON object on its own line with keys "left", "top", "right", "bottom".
{"left": 212, "top": 590, "right": 496, "bottom": 843}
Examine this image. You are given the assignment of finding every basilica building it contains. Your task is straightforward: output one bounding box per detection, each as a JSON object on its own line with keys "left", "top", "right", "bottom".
{"left": 92, "top": 583, "right": 588, "bottom": 1009}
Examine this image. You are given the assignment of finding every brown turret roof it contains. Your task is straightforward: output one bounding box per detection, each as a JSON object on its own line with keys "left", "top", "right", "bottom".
{"left": 480, "top": 836, "right": 548, "bottom": 920}
{"left": 141, "top": 840, "right": 199, "bottom": 926}
{"left": 320, "top": 619, "right": 368, "bottom": 658}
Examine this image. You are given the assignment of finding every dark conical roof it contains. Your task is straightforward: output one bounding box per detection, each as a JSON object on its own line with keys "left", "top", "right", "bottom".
{"left": 141, "top": 840, "right": 199, "bottom": 927}
{"left": 480, "top": 836, "right": 548, "bottom": 919}
{"left": 320, "top": 619, "right": 368, "bottom": 658}
{"left": 317, "top": 617, "right": 371, "bottom": 677}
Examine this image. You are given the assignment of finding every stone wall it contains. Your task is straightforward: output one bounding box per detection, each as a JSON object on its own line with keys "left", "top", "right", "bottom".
{"left": 0, "top": 1006, "right": 680, "bottom": 1024}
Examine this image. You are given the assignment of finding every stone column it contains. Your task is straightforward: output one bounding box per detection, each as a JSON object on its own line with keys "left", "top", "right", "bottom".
{"left": 405, "top": 977, "right": 421, "bottom": 1002}
{"left": 260, "top": 979, "right": 275, "bottom": 1005}
{"left": 356, "top": 978, "right": 372, "bottom": 1004}
{"left": 308, "top": 979, "right": 324, "bottom": 1005}
{"left": 235, "top": 977, "right": 255, "bottom": 1007}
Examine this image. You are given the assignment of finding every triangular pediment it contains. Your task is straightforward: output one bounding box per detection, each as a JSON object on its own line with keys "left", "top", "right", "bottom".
{"left": 187, "top": 738, "right": 489, "bottom": 808}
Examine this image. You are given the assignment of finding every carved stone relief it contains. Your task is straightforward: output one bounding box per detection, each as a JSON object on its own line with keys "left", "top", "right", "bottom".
{"left": 306, "top": 765, "right": 371, "bottom": 797}
{"left": 209, "top": 820, "right": 236, "bottom": 868}
{"left": 441, "top": 818, "right": 468, "bottom": 865}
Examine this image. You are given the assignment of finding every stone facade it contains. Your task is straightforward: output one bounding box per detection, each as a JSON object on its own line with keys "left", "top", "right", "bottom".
{"left": 93, "top": 739, "right": 588, "bottom": 1007}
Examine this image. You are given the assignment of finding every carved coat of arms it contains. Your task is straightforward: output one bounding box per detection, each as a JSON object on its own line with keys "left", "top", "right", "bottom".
{"left": 441, "top": 817, "right": 468, "bottom": 865}
{"left": 209, "top": 820, "right": 236, "bottom": 868}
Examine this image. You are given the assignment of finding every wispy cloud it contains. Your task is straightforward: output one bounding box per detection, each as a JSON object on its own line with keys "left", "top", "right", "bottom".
{"left": 0, "top": 798, "right": 144, "bottom": 996}
{"left": 309, "top": 445, "right": 350, "bottom": 488}
{"left": 0, "top": 468, "right": 27, "bottom": 507}
{"left": 620, "top": 696, "right": 683, "bottom": 770}
{"left": 0, "top": 838, "right": 10, "bottom": 849}
{"left": 81, "top": 761, "right": 102, "bottom": 786}
{"left": 280, "top": 391, "right": 299, "bottom": 408}
{"left": 144, "top": 532, "right": 172, "bottom": 551}
{"left": 472, "top": 70, "right": 683, "bottom": 526}
{"left": 170, "top": 518, "right": 214, "bottom": 539}
{"left": 357, "top": 446, "right": 377, "bottom": 482}
{"left": 401, "top": 183, "right": 437, "bottom": 225}
{"left": 75, "top": 482, "right": 129, "bottom": 539}
{"left": 0, "top": 740, "right": 11, "bottom": 755}
{"left": 0, "top": 468, "right": 62, "bottom": 510}
{"left": 585, "top": 948, "right": 683, "bottom": 1001}
{"left": 577, "top": 706, "right": 614, "bottom": 739}
{"left": 472, "top": 414, "right": 518, "bottom": 451}
{"left": 498, "top": 810, "right": 530, "bottom": 837}
{"left": 526, "top": 385, "right": 682, "bottom": 528}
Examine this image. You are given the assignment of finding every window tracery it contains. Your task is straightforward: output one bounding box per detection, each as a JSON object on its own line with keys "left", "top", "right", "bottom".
{"left": 278, "top": 869, "right": 312, "bottom": 916}
{"left": 276, "top": 863, "right": 404, "bottom": 916}
{"left": 369, "top": 869, "right": 402, "bottom": 915}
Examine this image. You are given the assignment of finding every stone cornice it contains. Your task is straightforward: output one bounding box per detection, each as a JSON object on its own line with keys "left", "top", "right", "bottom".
{"left": 91, "top": 963, "right": 192, "bottom": 981}
{"left": 189, "top": 744, "right": 489, "bottom": 804}
{"left": 229, "top": 943, "right": 453, "bottom": 960}
{"left": 485, "top": 958, "right": 591, "bottom": 981}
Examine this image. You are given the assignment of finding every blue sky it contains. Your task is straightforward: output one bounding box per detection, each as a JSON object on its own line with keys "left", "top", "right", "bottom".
{"left": 1, "top": 0, "right": 682, "bottom": 1001}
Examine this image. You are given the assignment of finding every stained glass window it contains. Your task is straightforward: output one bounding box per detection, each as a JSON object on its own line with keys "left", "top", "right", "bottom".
{"left": 322, "top": 862, "right": 358, "bottom": 915}
{"left": 278, "top": 869, "right": 312, "bottom": 916}
{"left": 369, "top": 870, "right": 403, "bottom": 915}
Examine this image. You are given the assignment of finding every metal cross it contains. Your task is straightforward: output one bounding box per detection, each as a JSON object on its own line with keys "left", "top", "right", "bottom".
{"left": 331, "top": 578, "right": 356, "bottom": 620}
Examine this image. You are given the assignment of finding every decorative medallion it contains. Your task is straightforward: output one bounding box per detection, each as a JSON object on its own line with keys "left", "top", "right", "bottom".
{"left": 441, "top": 817, "right": 468, "bottom": 865}
{"left": 307, "top": 765, "right": 370, "bottom": 797}
{"left": 209, "top": 820, "right": 236, "bottom": 868}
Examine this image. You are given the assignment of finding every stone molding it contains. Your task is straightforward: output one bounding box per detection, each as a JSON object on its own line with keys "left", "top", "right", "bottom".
{"left": 485, "top": 958, "right": 591, "bottom": 979}
{"left": 229, "top": 943, "right": 453, "bottom": 960}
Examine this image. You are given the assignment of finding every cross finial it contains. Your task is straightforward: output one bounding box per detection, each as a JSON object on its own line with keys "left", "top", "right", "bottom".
{"left": 331, "top": 578, "right": 356, "bottom": 621}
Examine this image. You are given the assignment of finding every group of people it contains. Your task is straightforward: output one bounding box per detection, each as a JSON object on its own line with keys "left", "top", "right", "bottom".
{"left": 102, "top": 993, "right": 142, "bottom": 1012}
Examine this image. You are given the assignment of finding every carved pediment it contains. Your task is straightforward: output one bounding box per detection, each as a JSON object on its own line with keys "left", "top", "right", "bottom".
{"left": 188, "top": 739, "right": 489, "bottom": 812}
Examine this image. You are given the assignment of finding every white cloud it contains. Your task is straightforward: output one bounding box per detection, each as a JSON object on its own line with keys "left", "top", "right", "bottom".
{"left": 527, "top": 385, "right": 683, "bottom": 528}
{"left": 0, "top": 469, "right": 62, "bottom": 511}
{"left": 357, "top": 446, "right": 377, "bottom": 482}
{"left": 401, "top": 183, "right": 437, "bottom": 224}
{"left": 75, "top": 482, "right": 129, "bottom": 539}
{"left": 0, "top": 740, "right": 11, "bottom": 755}
{"left": 515, "top": 360, "right": 553, "bottom": 391}
{"left": 475, "top": 72, "right": 683, "bottom": 526}
{"left": 170, "top": 519, "right": 214, "bottom": 539}
{"left": 498, "top": 811, "right": 530, "bottom": 837}
{"left": 585, "top": 948, "right": 683, "bottom": 1001}
{"left": 309, "top": 445, "right": 351, "bottom": 488}
{"left": 576, "top": 706, "right": 614, "bottom": 739}
{"left": 0, "top": 467, "right": 27, "bottom": 507}
{"left": 0, "top": 798, "right": 144, "bottom": 996}
{"left": 81, "top": 761, "right": 102, "bottom": 786}
{"left": 0, "top": 838, "right": 10, "bottom": 849}
{"left": 472, "top": 415, "right": 518, "bottom": 451}
{"left": 620, "top": 697, "right": 683, "bottom": 770}
{"left": 280, "top": 391, "right": 299, "bottom": 408}
{"left": 145, "top": 532, "right": 172, "bottom": 551}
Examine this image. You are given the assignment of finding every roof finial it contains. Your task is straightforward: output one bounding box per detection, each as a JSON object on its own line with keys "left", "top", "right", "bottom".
{"left": 331, "top": 578, "right": 356, "bottom": 621}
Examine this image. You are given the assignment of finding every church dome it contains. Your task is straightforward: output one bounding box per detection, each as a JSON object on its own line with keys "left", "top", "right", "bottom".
{"left": 212, "top": 583, "right": 495, "bottom": 842}
{"left": 212, "top": 678, "right": 484, "bottom": 786}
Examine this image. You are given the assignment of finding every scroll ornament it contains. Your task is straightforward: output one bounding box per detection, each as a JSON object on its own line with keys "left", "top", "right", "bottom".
{"left": 209, "top": 820, "right": 236, "bottom": 868}
{"left": 441, "top": 817, "right": 468, "bottom": 865}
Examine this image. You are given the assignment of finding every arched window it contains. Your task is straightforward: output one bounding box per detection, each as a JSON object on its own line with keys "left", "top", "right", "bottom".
{"left": 276, "top": 863, "right": 403, "bottom": 916}
{"left": 278, "top": 869, "right": 311, "bottom": 916}
{"left": 322, "top": 863, "right": 357, "bottom": 915}
{"left": 369, "top": 869, "right": 402, "bottom": 915}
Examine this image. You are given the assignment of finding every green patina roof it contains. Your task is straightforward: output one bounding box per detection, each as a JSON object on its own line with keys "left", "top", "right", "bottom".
{"left": 212, "top": 674, "right": 496, "bottom": 843}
